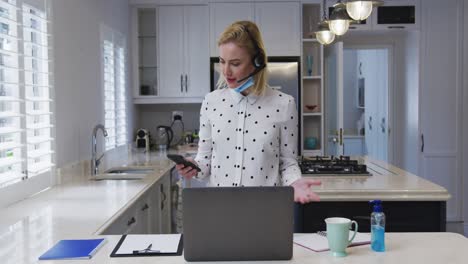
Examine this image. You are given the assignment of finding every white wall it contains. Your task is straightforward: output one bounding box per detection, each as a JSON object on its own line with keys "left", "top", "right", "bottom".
{"left": 137, "top": 104, "right": 202, "bottom": 144}
{"left": 52, "top": 0, "right": 135, "bottom": 167}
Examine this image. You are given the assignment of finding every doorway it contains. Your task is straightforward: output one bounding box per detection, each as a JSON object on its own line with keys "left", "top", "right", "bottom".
{"left": 325, "top": 42, "right": 393, "bottom": 163}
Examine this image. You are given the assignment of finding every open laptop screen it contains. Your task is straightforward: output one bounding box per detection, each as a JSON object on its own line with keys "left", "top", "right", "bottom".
{"left": 182, "top": 186, "right": 294, "bottom": 261}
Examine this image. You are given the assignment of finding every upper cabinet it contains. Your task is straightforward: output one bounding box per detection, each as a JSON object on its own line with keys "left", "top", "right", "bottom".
{"left": 132, "top": 7, "right": 158, "bottom": 97}
{"left": 255, "top": 2, "right": 301, "bottom": 56}
{"left": 132, "top": 5, "right": 209, "bottom": 104}
{"left": 209, "top": 2, "right": 300, "bottom": 57}
{"left": 210, "top": 2, "right": 254, "bottom": 58}
{"left": 157, "top": 5, "right": 210, "bottom": 102}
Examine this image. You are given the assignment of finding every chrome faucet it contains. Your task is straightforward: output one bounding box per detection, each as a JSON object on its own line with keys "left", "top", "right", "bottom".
{"left": 91, "top": 124, "right": 108, "bottom": 176}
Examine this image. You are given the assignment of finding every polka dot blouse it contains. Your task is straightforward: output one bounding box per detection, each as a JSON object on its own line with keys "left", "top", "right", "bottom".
{"left": 194, "top": 86, "right": 301, "bottom": 187}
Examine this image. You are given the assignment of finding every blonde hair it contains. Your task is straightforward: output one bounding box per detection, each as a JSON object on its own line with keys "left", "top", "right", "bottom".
{"left": 216, "top": 20, "right": 268, "bottom": 95}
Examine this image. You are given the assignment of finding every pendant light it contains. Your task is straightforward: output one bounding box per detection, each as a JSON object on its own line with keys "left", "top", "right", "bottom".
{"left": 328, "top": 1, "right": 353, "bottom": 36}
{"left": 315, "top": 0, "right": 335, "bottom": 45}
{"left": 316, "top": 21, "right": 336, "bottom": 45}
{"left": 345, "top": 0, "right": 384, "bottom": 21}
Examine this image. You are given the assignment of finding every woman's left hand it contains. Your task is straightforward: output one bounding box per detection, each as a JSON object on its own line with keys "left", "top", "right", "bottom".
{"left": 291, "top": 178, "right": 321, "bottom": 204}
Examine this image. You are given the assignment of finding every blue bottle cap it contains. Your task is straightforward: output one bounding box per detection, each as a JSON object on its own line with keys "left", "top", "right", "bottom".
{"left": 370, "top": 200, "right": 383, "bottom": 212}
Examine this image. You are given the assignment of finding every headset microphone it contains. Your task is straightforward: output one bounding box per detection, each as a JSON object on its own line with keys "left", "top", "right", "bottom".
{"left": 236, "top": 64, "right": 266, "bottom": 83}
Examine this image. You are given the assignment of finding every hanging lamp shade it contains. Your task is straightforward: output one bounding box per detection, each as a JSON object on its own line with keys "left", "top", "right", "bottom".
{"left": 345, "top": 0, "right": 384, "bottom": 21}
{"left": 315, "top": 21, "right": 335, "bottom": 45}
{"left": 329, "top": 3, "right": 352, "bottom": 36}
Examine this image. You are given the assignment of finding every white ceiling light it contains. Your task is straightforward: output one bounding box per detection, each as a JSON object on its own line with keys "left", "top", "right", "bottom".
{"left": 315, "top": 0, "right": 336, "bottom": 45}
{"left": 345, "top": 0, "right": 384, "bottom": 21}
{"left": 328, "top": 2, "right": 353, "bottom": 36}
{"left": 316, "top": 21, "right": 336, "bottom": 45}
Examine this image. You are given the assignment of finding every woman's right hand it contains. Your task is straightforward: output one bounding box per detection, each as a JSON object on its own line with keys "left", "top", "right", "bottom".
{"left": 175, "top": 157, "right": 199, "bottom": 179}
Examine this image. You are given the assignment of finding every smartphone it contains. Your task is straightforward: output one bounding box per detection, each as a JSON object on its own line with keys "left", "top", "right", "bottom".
{"left": 167, "top": 154, "right": 201, "bottom": 172}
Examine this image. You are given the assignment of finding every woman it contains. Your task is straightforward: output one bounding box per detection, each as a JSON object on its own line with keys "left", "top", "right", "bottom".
{"left": 176, "top": 21, "right": 320, "bottom": 204}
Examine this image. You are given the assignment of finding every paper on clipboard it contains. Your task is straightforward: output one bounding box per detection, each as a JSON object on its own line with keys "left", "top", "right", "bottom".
{"left": 115, "top": 234, "right": 181, "bottom": 254}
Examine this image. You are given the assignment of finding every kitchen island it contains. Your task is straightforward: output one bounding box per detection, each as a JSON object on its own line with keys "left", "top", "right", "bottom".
{"left": 0, "top": 149, "right": 451, "bottom": 263}
{"left": 297, "top": 157, "right": 450, "bottom": 232}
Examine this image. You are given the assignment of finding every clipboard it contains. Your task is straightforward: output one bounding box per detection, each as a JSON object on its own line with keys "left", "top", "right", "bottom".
{"left": 110, "top": 234, "right": 183, "bottom": 257}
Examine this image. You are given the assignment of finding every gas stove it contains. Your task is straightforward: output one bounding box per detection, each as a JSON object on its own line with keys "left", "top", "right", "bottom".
{"left": 300, "top": 156, "right": 371, "bottom": 175}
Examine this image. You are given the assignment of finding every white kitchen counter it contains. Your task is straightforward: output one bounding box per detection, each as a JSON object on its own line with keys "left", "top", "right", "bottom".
{"left": 307, "top": 157, "right": 450, "bottom": 201}
{"left": 0, "top": 150, "right": 451, "bottom": 263}
{"left": 11, "top": 232, "right": 468, "bottom": 264}
{"left": 0, "top": 150, "right": 176, "bottom": 264}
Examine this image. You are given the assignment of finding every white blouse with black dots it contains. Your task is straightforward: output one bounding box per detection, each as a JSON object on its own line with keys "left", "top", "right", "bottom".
{"left": 194, "top": 86, "right": 302, "bottom": 187}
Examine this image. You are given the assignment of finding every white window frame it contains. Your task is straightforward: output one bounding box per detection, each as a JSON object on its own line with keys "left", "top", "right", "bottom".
{"left": 100, "top": 24, "right": 127, "bottom": 151}
{"left": 0, "top": 0, "right": 56, "bottom": 208}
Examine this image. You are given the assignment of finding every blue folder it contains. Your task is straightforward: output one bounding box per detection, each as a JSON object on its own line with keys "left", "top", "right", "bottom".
{"left": 39, "top": 238, "right": 106, "bottom": 260}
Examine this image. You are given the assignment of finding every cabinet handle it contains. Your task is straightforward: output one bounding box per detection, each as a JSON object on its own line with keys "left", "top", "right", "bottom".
{"left": 387, "top": 26, "right": 406, "bottom": 29}
{"left": 180, "top": 74, "right": 183, "bottom": 92}
{"left": 141, "top": 203, "right": 149, "bottom": 211}
{"left": 185, "top": 74, "right": 188, "bottom": 92}
{"left": 368, "top": 116, "right": 373, "bottom": 131}
{"left": 421, "top": 133, "right": 424, "bottom": 153}
{"left": 160, "top": 184, "right": 167, "bottom": 211}
{"left": 380, "top": 117, "right": 386, "bottom": 133}
{"left": 127, "top": 217, "right": 136, "bottom": 227}
{"left": 339, "top": 128, "right": 343, "bottom": 146}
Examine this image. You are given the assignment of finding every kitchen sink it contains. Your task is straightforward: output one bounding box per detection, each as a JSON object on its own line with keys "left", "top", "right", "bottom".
{"left": 106, "top": 168, "right": 154, "bottom": 174}
{"left": 91, "top": 167, "right": 154, "bottom": 181}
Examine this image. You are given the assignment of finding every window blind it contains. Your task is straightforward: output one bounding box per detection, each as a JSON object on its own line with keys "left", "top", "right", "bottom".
{"left": 0, "top": 0, "right": 54, "bottom": 187}
{"left": 102, "top": 26, "right": 127, "bottom": 151}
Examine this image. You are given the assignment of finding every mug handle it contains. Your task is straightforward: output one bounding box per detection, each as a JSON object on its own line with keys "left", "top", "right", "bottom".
{"left": 348, "top": 220, "right": 358, "bottom": 245}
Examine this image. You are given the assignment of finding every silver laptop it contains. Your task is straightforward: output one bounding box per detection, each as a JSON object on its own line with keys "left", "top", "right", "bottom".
{"left": 182, "top": 186, "right": 294, "bottom": 261}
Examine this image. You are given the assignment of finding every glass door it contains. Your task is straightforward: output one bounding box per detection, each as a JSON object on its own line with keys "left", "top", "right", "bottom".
{"left": 325, "top": 42, "right": 344, "bottom": 156}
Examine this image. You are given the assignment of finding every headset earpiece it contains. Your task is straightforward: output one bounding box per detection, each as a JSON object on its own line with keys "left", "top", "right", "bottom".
{"left": 252, "top": 51, "right": 265, "bottom": 69}
{"left": 243, "top": 25, "right": 266, "bottom": 69}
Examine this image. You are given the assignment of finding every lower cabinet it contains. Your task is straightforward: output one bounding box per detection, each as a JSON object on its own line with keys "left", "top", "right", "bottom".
{"left": 156, "top": 172, "right": 171, "bottom": 234}
{"left": 295, "top": 201, "right": 446, "bottom": 233}
{"left": 101, "top": 171, "right": 172, "bottom": 235}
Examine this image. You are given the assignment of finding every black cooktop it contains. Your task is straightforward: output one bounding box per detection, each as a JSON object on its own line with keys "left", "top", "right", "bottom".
{"left": 300, "top": 156, "right": 371, "bottom": 175}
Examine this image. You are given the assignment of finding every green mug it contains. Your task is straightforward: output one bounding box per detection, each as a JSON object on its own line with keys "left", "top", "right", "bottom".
{"left": 324, "top": 217, "right": 358, "bottom": 257}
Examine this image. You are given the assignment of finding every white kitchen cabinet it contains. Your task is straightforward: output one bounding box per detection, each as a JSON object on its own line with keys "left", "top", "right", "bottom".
{"left": 184, "top": 6, "right": 210, "bottom": 98}
{"left": 158, "top": 5, "right": 209, "bottom": 102}
{"left": 101, "top": 197, "right": 142, "bottom": 235}
{"left": 419, "top": 0, "right": 462, "bottom": 223}
{"left": 131, "top": 6, "right": 158, "bottom": 98}
{"left": 210, "top": 2, "right": 254, "bottom": 57}
{"left": 209, "top": 2, "right": 300, "bottom": 57}
{"left": 155, "top": 170, "right": 172, "bottom": 234}
{"left": 359, "top": 49, "right": 389, "bottom": 162}
{"left": 158, "top": 6, "right": 184, "bottom": 98}
{"left": 255, "top": 2, "right": 300, "bottom": 56}
{"left": 344, "top": 136, "right": 365, "bottom": 156}
{"left": 100, "top": 171, "right": 172, "bottom": 235}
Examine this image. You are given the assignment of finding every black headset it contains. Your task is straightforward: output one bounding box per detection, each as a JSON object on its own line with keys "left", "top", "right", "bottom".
{"left": 236, "top": 25, "right": 266, "bottom": 83}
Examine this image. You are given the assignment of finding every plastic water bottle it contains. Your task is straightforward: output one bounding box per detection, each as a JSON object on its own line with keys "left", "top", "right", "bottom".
{"left": 370, "top": 200, "right": 386, "bottom": 252}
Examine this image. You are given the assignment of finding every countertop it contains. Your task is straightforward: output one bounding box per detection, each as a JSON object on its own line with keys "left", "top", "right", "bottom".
{"left": 0, "top": 150, "right": 175, "bottom": 264}
{"left": 27, "top": 232, "right": 468, "bottom": 264}
{"left": 0, "top": 149, "right": 451, "bottom": 263}
{"left": 307, "top": 157, "right": 450, "bottom": 201}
